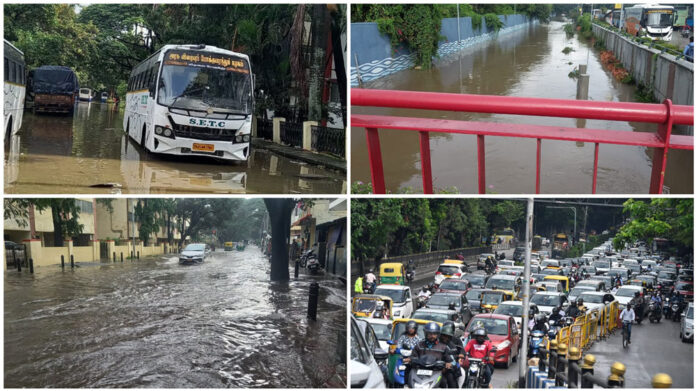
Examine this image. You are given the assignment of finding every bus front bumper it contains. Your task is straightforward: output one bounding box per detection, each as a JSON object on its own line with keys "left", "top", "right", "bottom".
{"left": 153, "top": 135, "right": 249, "bottom": 161}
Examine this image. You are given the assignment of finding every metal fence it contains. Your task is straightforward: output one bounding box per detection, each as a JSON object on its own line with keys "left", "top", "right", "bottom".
{"left": 5, "top": 245, "right": 27, "bottom": 267}
{"left": 312, "top": 125, "right": 346, "bottom": 157}
{"left": 280, "top": 121, "right": 302, "bottom": 147}
{"left": 257, "top": 118, "right": 273, "bottom": 140}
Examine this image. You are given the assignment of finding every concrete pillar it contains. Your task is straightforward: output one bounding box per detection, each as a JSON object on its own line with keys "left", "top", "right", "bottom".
{"left": 272, "top": 117, "right": 285, "bottom": 144}
{"left": 302, "top": 121, "right": 318, "bottom": 151}
{"left": 23, "top": 239, "right": 42, "bottom": 267}
{"left": 91, "top": 240, "right": 100, "bottom": 261}
{"left": 106, "top": 240, "right": 115, "bottom": 259}
{"left": 577, "top": 65, "right": 589, "bottom": 101}
{"left": 67, "top": 240, "right": 74, "bottom": 259}
{"left": 252, "top": 116, "right": 258, "bottom": 138}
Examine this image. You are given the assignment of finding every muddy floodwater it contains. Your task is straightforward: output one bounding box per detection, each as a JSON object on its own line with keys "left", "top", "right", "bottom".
{"left": 5, "top": 103, "right": 345, "bottom": 194}
{"left": 4, "top": 246, "right": 346, "bottom": 388}
{"left": 352, "top": 21, "right": 693, "bottom": 194}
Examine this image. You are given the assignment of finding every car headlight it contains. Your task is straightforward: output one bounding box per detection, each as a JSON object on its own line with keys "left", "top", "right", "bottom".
{"left": 243, "top": 134, "right": 250, "bottom": 142}
{"left": 163, "top": 128, "right": 172, "bottom": 137}
{"left": 235, "top": 135, "right": 244, "bottom": 143}
{"left": 497, "top": 340, "right": 511, "bottom": 349}
{"left": 155, "top": 126, "right": 163, "bottom": 135}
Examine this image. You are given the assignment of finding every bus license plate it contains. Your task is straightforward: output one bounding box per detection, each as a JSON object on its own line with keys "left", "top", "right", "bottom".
{"left": 192, "top": 143, "right": 214, "bottom": 152}
{"left": 416, "top": 369, "right": 433, "bottom": 376}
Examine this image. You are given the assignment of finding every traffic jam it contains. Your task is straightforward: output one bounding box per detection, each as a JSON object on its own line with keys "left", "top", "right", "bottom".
{"left": 351, "top": 240, "right": 693, "bottom": 388}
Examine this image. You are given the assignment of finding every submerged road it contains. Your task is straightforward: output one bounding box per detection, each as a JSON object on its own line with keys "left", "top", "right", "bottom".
{"left": 4, "top": 246, "right": 346, "bottom": 388}
{"left": 5, "top": 104, "right": 345, "bottom": 194}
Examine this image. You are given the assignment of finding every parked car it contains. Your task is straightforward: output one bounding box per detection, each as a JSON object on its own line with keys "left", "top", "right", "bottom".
{"left": 374, "top": 285, "right": 414, "bottom": 319}
{"left": 680, "top": 303, "right": 694, "bottom": 343}
{"left": 179, "top": 243, "right": 208, "bottom": 265}
{"left": 350, "top": 316, "right": 387, "bottom": 388}
{"left": 463, "top": 314, "right": 521, "bottom": 368}
{"left": 494, "top": 301, "right": 539, "bottom": 329}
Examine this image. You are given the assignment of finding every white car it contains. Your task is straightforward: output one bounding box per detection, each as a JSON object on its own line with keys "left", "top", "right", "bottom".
{"left": 179, "top": 243, "right": 208, "bottom": 265}
{"left": 494, "top": 300, "right": 539, "bottom": 329}
{"left": 351, "top": 316, "right": 386, "bottom": 388}
{"left": 373, "top": 285, "right": 414, "bottom": 319}
{"left": 434, "top": 263, "right": 468, "bottom": 286}
{"left": 530, "top": 292, "right": 568, "bottom": 315}
{"left": 541, "top": 259, "right": 560, "bottom": 269}
{"left": 680, "top": 303, "right": 693, "bottom": 343}
{"left": 614, "top": 286, "right": 643, "bottom": 307}
{"left": 363, "top": 318, "right": 393, "bottom": 351}
{"left": 577, "top": 291, "right": 617, "bottom": 319}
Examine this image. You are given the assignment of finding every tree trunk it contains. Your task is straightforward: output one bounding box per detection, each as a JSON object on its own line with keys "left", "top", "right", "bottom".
{"left": 52, "top": 207, "right": 64, "bottom": 247}
{"left": 330, "top": 9, "right": 346, "bottom": 124}
{"left": 307, "top": 5, "right": 329, "bottom": 122}
{"left": 263, "top": 199, "right": 295, "bottom": 282}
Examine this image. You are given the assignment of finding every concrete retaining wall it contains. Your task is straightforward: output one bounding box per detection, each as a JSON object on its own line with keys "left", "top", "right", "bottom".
{"left": 591, "top": 24, "right": 694, "bottom": 106}
{"left": 351, "top": 14, "right": 534, "bottom": 86}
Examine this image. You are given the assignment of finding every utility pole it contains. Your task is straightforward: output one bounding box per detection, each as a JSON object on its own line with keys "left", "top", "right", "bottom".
{"left": 519, "top": 198, "right": 534, "bottom": 388}
{"left": 457, "top": 4, "right": 461, "bottom": 42}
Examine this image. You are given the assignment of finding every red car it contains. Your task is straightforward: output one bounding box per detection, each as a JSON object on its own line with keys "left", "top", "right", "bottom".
{"left": 675, "top": 281, "right": 694, "bottom": 301}
{"left": 462, "top": 313, "right": 521, "bottom": 368}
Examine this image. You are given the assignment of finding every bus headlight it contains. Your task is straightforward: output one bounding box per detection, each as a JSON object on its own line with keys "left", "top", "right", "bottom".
{"left": 155, "top": 126, "right": 163, "bottom": 135}
{"left": 243, "top": 135, "right": 250, "bottom": 142}
{"left": 235, "top": 135, "right": 243, "bottom": 143}
{"left": 163, "top": 128, "right": 172, "bottom": 137}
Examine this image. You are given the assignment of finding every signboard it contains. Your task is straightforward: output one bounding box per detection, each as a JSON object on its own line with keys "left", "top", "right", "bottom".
{"left": 164, "top": 50, "right": 249, "bottom": 74}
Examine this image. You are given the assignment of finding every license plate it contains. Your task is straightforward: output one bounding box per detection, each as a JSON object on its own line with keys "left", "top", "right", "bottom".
{"left": 416, "top": 369, "right": 433, "bottom": 376}
{"left": 192, "top": 143, "right": 215, "bottom": 152}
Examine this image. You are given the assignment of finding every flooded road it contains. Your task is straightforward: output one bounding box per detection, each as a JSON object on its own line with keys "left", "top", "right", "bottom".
{"left": 4, "top": 246, "right": 346, "bottom": 388}
{"left": 5, "top": 103, "right": 345, "bottom": 194}
{"left": 351, "top": 21, "right": 693, "bottom": 194}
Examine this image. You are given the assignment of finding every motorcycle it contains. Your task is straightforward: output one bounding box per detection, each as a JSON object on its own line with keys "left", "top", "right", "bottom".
{"left": 528, "top": 330, "right": 545, "bottom": 358}
{"left": 663, "top": 298, "right": 673, "bottom": 319}
{"left": 299, "top": 249, "right": 314, "bottom": 268}
{"left": 390, "top": 348, "right": 412, "bottom": 388}
{"left": 306, "top": 256, "right": 321, "bottom": 274}
{"left": 648, "top": 301, "right": 662, "bottom": 323}
{"left": 408, "top": 355, "right": 446, "bottom": 388}
{"left": 672, "top": 302, "right": 685, "bottom": 322}
{"left": 416, "top": 294, "right": 429, "bottom": 309}
{"left": 363, "top": 281, "right": 376, "bottom": 294}
{"left": 484, "top": 263, "right": 495, "bottom": 275}
{"left": 406, "top": 269, "right": 416, "bottom": 283}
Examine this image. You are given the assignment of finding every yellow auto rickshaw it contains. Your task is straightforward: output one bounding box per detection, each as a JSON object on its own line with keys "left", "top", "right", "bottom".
{"left": 380, "top": 262, "right": 406, "bottom": 285}
{"left": 224, "top": 242, "right": 235, "bottom": 251}
{"left": 544, "top": 275, "right": 570, "bottom": 294}
{"left": 480, "top": 290, "right": 515, "bottom": 312}
{"left": 351, "top": 294, "right": 394, "bottom": 320}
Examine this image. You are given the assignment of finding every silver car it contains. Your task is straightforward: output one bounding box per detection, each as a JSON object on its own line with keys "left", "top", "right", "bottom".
{"left": 179, "top": 243, "right": 208, "bottom": 265}
{"left": 681, "top": 303, "right": 694, "bottom": 343}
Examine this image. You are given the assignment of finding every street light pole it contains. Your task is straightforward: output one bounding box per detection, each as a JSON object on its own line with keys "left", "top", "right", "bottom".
{"left": 518, "top": 198, "right": 534, "bottom": 388}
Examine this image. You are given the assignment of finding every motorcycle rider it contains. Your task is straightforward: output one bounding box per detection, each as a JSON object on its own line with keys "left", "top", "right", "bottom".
{"left": 577, "top": 298, "right": 587, "bottom": 314}
{"left": 463, "top": 328, "right": 495, "bottom": 387}
{"left": 417, "top": 285, "right": 431, "bottom": 308}
{"left": 391, "top": 320, "right": 422, "bottom": 353}
{"left": 411, "top": 322, "right": 455, "bottom": 384}
{"left": 549, "top": 306, "right": 564, "bottom": 325}
{"left": 406, "top": 260, "right": 416, "bottom": 281}
{"left": 440, "top": 322, "right": 463, "bottom": 388}
{"left": 566, "top": 300, "right": 582, "bottom": 319}
{"left": 533, "top": 314, "right": 550, "bottom": 333}
{"left": 364, "top": 269, "right": 377, "bottom": 293}
{"left": 629, "top": 291, "right": 645, "bottom": 321}
{"left": 485, "top": 256, "right": 495, "bottom": 273}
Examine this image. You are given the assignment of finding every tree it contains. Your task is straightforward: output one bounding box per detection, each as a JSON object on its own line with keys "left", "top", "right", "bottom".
{"left": 613, "top": 199, "right": 693, "bottom": 253}
{"left": 263, "top": 198, "right": 296, "bottom": 281}
{"left": 351, "top": 199, "right": 404, "bottom": 265}
{"left": 173, "top": 199, "right": 240, "bottom": 248}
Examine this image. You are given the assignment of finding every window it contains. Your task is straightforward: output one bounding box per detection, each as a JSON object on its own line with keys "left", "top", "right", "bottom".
{"left": 8, "top": 60, "right": 14, "bottom": 82}
{"left": 74, "top": 200, "right": 94, "bottom": 214}
{"left": 14, "top": 62, "right": 21, "bottom": 83}
{"left": 4, "top": 58, "right": 8, "bottom": 81}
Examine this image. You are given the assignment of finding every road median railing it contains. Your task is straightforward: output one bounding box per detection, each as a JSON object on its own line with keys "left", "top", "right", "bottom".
{"left": 352, "top": 88, "right": 694, "bottom": 194}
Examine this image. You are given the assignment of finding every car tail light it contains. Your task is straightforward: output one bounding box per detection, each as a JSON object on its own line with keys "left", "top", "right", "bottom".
{"left": 436, "top": 271, "right": 442, "bottom": 275}
{"left": 455, "top": 273, "right": 461, "bottom": 277}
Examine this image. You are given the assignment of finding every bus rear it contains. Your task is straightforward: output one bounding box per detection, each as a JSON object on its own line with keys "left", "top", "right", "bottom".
{"left": 4, "top": 39, "right": 26, "bottom": 139}
{"left": 143, "top": 45, "right": 253, "bottom": 161}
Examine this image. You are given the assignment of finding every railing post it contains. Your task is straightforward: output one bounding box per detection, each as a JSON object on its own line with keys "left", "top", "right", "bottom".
{"left": 477, "top": 134, "right": 486, "bottom": 194}
{"left": 568, "top": 347, "right": 581, "bottom": 388}
{"left": 419, "top": 131, "right": 433, "bottom": 194}
{"left": 652, "top": 373, "right": 672, "bottom": 388}
{"left": 365, "top": 127, "right": 386, "bottom": 194}
{"left": 649, "top": 99, "right": 674, "bottom": 194}
{"left": 555, "top": 343, "right": 567, "bottom": 386}
{"left": 548, "top": 340, "right": 558, "bottom": 379}
{"left": 581, "top": 354, "right": 596, "bottom": 388}
{"left": 592, "top": 143, "right": 599, "bottom": 194}
{"left": 536, "top": 138, "right": 541, "bottom": 194}
{"left": 607, "top": 362, "right": 625, "bottom": 388}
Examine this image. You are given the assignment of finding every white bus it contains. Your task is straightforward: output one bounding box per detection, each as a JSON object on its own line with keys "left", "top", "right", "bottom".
{"left": 123, "top": 44, "right": 254, "bottom": 161}
{"left": 4, "top": 39, "right": 26, "bottom": 140}
{"left": 623, "top": 4, "right": 676, "bottom": 41}
{"left": 78, "top": 87, "right": 93, "bottom": 102}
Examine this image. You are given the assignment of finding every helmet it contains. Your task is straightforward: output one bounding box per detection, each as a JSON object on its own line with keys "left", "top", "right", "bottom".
{"left": 473, "top": 328, "right": 487, "bottom": 341}
{"left": 492, "top": 285, "right": 498, "bottom": 290}
{"left": 570, "top": 300, "right": 577, "bottom": 307}
{"left": 424, "top": 322, "right": 441, "bottom": 338}
{"left": 448, "top": 301, "right": 457, "bottom": 310}
{"left": 634, "top": 291, "right": 641, "bottom": 297}
{"left": 409, "top": 259, "right": 414, "bottom": 264}
{"left": 368, "top": 269, "right": 374, "bottom": 274}
{"left": 552, "top": 307, "right": 560, "bottom": 315}
{"left": 578, "top": 298, "right": 584, "bottom": 306}
{"left": 441, "top": 321, "right": 455, "bottom": 338}
{"left": 406, "top": 320, "right": 418, "bottom": 334}
{"left": 422, "top": 285, "right": 429, "bottom": 291}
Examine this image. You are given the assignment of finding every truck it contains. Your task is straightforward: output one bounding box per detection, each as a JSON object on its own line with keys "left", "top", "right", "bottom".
{"left": 29, "top": 66, "right": 79, "bottom": 115}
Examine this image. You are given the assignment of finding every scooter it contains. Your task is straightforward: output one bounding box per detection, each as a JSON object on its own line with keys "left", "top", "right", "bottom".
{"left": 528, "top": 330, "right": 545, "bottom": 358}
{"left": 364, "top": 281, "right": 376, "bottom": 294}
{"left": 663, "top": 298, "right": 673, "bottom": 319}
{"left": 648, "top": 301, "right": 662, "bottom": 323}
{"left": 672, "top": 302, "right": 685, "bottom": 322}
{"left": 406, "top": 269, "right": 416, "bottom": 283}
{"left": 408, "top": 356, "right": 446, "bottom": 388}
{"left": 306, "top": 256, "right": 321, "bottom": 274}
{"left": 389, "top": 348, "right": 411, "bottom": 387}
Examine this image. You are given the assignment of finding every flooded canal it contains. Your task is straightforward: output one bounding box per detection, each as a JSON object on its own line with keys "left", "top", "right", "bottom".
{"left": 5, "top": 103, "right": 345, "bottom": 194}
{"left": 4, "top": 246, "right": 346, "bottom": 388}
{"left": 351, "top": 21, "right": 693, "bottom": 194}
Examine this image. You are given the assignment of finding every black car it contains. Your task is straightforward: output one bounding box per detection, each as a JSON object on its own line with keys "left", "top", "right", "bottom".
{"left": 425, "top": 292, "right": 473, "bottom": 326}
{"left": 657, "top": 270, "right": 677, "bottom": 294}
{"left": 513, "top": 247, "right": 525, "bottom": 262}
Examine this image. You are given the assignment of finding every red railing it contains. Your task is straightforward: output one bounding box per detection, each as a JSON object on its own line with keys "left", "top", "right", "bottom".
{"left": 352, "top": 89, "right": 694, "bottom": 194}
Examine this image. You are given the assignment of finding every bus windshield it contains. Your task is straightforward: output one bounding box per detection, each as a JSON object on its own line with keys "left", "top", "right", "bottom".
{"left": 159, "top": 50, "right": 252, "bottom": 114}
{"left": 646, "top": 11, "right": 673, "bottom": 27}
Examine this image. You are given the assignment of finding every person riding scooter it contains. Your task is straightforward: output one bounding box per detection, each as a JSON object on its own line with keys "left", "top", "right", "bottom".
{"left": 406, "top": 260, "right": 416, "bottom": 282}
{"left": 392, "top": 320, "right": 422, "bottom": 352}
{"left": 549, "top": 307, "right": 564, "bottom": 325}
{"left": 629, "top": 291, "right": 645, "bottom": 322}
{"left": 363, "top": 269, "right": 377, "bottom": 293}
{"left": 566, "top": 300, "right": 582, "bottom": 319}
{"left": 463, "top": 328, "right": 495, "bottom": 387}
{"left": 577, "top": 298, "right": 587, "bottom": 314}
{"left": 410, "top": 322, "right": 454, "bottom": 386}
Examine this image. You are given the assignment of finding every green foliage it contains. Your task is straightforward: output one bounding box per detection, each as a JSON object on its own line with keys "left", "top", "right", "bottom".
{"left": 568, "top": 67, "right": 580, "bottom": 79}
{"left": 562, "top": 46, "right": 575, "bottom": 54}
{"left": 634, "top": 82, "right": 657, "bottom": 103}
{"left": 483, "top": 13, "right": 503, "bottom": 31}
{"left": 576, "top": 13, "right": 593, "bottom": 39}
{"left": 613, "top": 199, "right": 693, "bottom": 252}
{"left": 563, "top": 23, "right": 575, "bottom": 36}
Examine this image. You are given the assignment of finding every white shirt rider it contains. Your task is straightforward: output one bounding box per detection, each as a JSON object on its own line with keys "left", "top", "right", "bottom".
{"left": 619, "top": 307, "right": 635, "bottom": 323}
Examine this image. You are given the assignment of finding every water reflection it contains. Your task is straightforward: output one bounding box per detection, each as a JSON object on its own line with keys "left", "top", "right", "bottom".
{"left": 5, "top": 103, "right": 345, "bottom": 194}
{"left": 4, "top": 246, "right": 346, "bottom": 388}
{"left": 351, "top": 21, "right": 692, "bottom": 193}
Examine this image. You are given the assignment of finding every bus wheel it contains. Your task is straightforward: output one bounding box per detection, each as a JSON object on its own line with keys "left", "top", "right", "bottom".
{"left": 5, "top": 118, "right": 12, "bottom": 142}
{"left": 125, "top": 119, "right": 130, "bottom": 136}
{"left": 141, "top": 125, "right": 147, "bottom": 148}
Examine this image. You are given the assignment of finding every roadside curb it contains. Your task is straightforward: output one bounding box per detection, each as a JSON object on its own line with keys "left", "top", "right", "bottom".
{"left": 252, "top": 138, "right": 346, "bottom": 173}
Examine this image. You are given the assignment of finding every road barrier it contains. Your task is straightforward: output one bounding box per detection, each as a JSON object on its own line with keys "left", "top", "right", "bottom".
{"left": 352, "top": 89, "right": 694, "bottom": 194}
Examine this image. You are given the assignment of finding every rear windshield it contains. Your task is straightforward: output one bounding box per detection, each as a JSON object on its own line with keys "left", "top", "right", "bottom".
{"left": 374, "top": 288, "right": 406, "bottom": 303}
{"left": 464, "top": 274, "right": 486, "bottom": 285}
{"left": 485, "top": 277, "right": 515, "bottom": 290}
{"left": 615, "top": 288, "right": 639, "bottom": 297}
{"left": 467, "top": 318, "right": 509, "bottom": 335}
{"left": 495, "top": 303, "right": 523, "bottom": 317}
{"left": 184, "top": 244, "right": 205, "bottom": 251}
{"left": 370, "top": 323, "right": 392, "bottom": 340}
{"left": 438, "top": 265, "right": 461, "bottom": 275}
{"left": 466, "top": 290, "right": 483, "bottom": 300}
{"left": 439, "top": 280, "right": 469, "bottom": 291}
{"left": 413, "top": 311, "right": 452, "bottom": 323}
{"left": 675, "top": 283, "right": 693, "bottom": 291}
{"left": 530, "top": 294, "right": 561, "bottom": 307}
{"left": 428, "top": 294, "right": 460, "bottom": 307}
